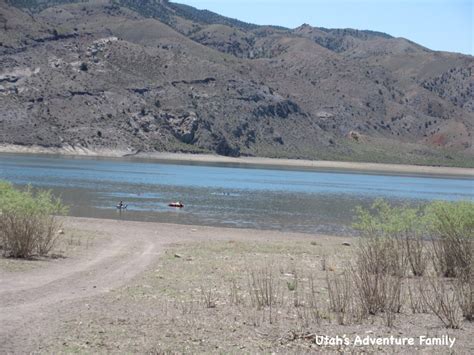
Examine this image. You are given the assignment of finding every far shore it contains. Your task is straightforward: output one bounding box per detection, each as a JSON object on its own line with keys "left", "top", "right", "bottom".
{"left": 1, "top": 143, "right": 473, "bottom": 177}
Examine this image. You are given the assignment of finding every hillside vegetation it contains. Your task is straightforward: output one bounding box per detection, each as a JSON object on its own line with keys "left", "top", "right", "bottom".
{"left": 1, "top": 0, "right": 473, "bottom": 166}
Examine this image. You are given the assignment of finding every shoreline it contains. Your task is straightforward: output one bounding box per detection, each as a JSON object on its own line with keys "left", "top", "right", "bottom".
{"left": 1, "top": 143, "right": 473, "bottom": 177}
{"left": 59, "top": 215, "right": 352, "bottom": 239}
{"left": 61, "top": 215, "right": 344, "bottom": 240}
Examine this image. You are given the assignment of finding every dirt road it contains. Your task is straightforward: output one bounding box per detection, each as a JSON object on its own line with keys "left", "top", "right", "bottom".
{"left": 0, "top": 217, "right": 320, "bottom": 353}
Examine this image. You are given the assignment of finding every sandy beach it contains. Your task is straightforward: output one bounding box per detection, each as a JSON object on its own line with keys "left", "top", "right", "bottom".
{"left": 1, "top": 143, "right": 473, "bottom": 177}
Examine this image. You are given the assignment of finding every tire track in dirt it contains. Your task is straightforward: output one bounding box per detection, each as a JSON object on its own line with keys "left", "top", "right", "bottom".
{"left": 0, "top": 217, "right": 319, "bottom": 352}
{"left": 0, "top": 220, "right": 164, "bottom": 351}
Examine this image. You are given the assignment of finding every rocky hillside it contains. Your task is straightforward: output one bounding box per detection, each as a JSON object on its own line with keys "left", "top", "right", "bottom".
{"left": 1, "top": 0, "right": 473, "bottom": 166}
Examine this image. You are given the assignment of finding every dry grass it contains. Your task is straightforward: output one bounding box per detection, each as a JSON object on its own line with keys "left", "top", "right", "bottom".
{"left": 10, "top": 224, "right": 464, "bottom": 355}
{"left": 351, "top": 233, "right": 405, "bottom": 319}
{"left": 418, "top": 277, "right": 463, "bottom": 329}
{"left": 352, "top": 233, "right": 471, "bottom": 329}
{"left": 454, "top": 276, "right": 474, "bottom": 322}
{"left": 406, "top": 279, "right": 430, "bottom": 314}
{"left": 39, "top": 237, "right": 472, "bottom": 353}
{"left": 352, "top": 200, "right": 473, "bottom": 329}
{"left": 404, "top": 234, "right": 428, "bottom": 277}
{"left": 326, "top": 271, "right": 353, "bottom": 325}
{"left": 384, "top": 275, "right": 403, "bottom": 327}
{"left": 431, "top": 236, "right": 472, "bottom": 279}
{"left": 248, "top": 264, "right": 279, "bottom": 310}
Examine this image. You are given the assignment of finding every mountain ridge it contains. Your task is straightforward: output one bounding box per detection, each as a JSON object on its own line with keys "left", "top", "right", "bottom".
{"left": 1, "top": 0, "right": 473, "bottom": 167}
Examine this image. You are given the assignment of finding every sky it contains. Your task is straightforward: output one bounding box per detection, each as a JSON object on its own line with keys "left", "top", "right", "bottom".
{"left": 175, "top": 0, "right": 473, "bottom": 55}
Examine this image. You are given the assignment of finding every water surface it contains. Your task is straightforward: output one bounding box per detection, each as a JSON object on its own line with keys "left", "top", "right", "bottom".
{"left": 0, "top": 153, "right": 472, "bottom": 236}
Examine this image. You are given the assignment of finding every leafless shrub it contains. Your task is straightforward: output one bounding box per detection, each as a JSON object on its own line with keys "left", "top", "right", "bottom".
{"left": 286, "top": 269, "right": 303, "bottom": 308}
{"left": 419, "top": 277, "right": 463, "bottom": 329}
{"left": 304, "top": 274, "right": 322, "bottom": 325}
{"left": 454, "top": 276, "right": 474, "bottom": 321}
{"left": 384, "top": 276, "right": 403, "bottom": 327}
{"left": 229, "top": 278, "right": 244, "bottom": 306}
{"left": 352, "top": 263, "right": 404, "bottom": 318}
{"left": 352, "top": 268, "right": 381, "bottom": 315}
{"left": 36, "top": 215, "right": 62, "bottom": 256}
{"left": 357, "top": 234, "right": 407, "bottom": 278}
{"left": 407, "top": 280, "right": 429, "bottom": 314}
{"left": 326, "top": 271, "right": 353, "bottom": 325}
{"left": 247, "top": 264, "right": 283, "bottom": 325}
{"left": 431, "top": 237, "right": 472, "bottom": 279}
{"left": 404, "top": 234, "right": 428, "bottom": 277}
{"left": 295, "top": 307, "right": 313, "bottom": 328}
{"left": 247, "top": 265, "right": 279, "bottom": 310}
{"left": 321, "top": 255, "right": 327, "bottom": 271}
{"left": 352, "top": 261, "right": 384, "bottom": 316}
{"left": 67, "top": 232, "right": 79, "bottom": 246}
{"left": 200, "top": 286, "right": 216, "bottom": 308}
{"left": 171, "top": 299, "right": 199, "bottom": 316}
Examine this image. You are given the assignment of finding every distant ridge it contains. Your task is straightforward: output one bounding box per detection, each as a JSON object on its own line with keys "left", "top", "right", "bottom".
{"left": 1, "top": 0, "right": 473, "bottom": 167}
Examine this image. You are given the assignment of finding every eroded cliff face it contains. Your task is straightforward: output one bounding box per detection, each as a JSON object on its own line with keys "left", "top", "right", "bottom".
{"left": 1, "top": 0, "right": 473, "bottom": 166}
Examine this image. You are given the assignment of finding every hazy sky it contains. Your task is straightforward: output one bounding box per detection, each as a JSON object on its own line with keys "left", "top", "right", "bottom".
{"left": 175, "top": 0, "right": 473, "bottom": 55}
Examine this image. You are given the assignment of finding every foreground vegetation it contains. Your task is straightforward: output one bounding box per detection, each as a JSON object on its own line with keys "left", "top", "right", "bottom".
{"left": 350, "top": 200, "right": 473, "bottom": 328}
{"left": 0, "top": 181, "right": 67, "bottom": 258}
{"left": 40, "top": 200, "right": 472, "bottom": 353}
{"left": 1, "top": 180, "right": 472, "bottom": 352}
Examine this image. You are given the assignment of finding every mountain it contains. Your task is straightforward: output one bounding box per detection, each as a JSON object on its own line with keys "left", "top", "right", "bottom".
{"left": 1, "top": 0, "right": 473, "bottom": 166}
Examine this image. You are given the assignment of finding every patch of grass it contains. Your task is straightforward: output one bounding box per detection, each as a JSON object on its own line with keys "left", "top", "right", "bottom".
{"left": 335, "top": 138, "right": 474, "bottom": 168}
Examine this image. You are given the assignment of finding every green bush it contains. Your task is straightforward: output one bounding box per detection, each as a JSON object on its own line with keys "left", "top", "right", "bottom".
{"left": 425, "top": 201, "right": 473, "bottom": 279}
{"left": 0, "top": 181, "right": 67, "bottom": 258}
{"left": 353, "top": 199, "right": 473, "bottom": 323}
{"left": 354, "top": 199, "right": 473, "bottom": 278}
{"left": 353, "top": 199, "right": 428, "bottom": 277}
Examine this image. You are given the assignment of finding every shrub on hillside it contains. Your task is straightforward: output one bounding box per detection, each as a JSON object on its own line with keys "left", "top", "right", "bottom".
{"left": 0, "top": 181, "right": 67, "bottom": 258}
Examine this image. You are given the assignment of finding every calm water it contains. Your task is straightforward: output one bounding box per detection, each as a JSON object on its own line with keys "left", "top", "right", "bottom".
{"left": 0, "top": 153, "right": 472, "bottom": 236}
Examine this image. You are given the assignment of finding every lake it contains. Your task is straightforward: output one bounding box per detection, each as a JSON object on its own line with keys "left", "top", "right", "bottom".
{"left": 0, "top": 153, "right": 472, "bottom": 236}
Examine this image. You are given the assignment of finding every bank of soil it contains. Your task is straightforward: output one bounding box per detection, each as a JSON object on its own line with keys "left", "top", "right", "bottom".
{"left": 0, "top": 217, "right": 472, "bottom": 353}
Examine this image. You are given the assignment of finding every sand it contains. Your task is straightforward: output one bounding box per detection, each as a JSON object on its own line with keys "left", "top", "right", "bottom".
{"left": 1, "top": 143, "right": 473, "bottom": 177}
